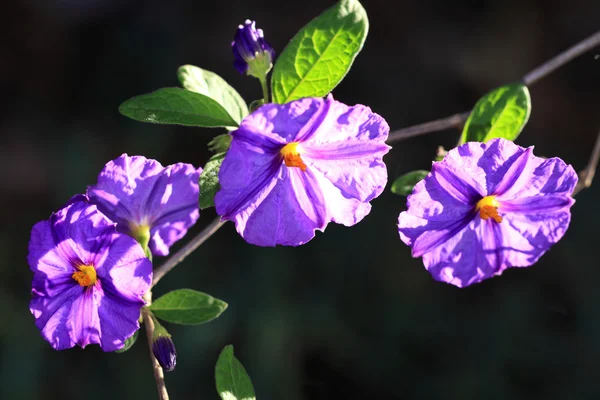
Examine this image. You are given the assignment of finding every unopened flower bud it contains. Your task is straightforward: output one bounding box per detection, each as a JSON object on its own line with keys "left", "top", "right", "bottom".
{"left": 232, "top": 20, "right": 275, "bottom": 79}
{"left": 152, "top": 334, "right": 177, "bottom": 372}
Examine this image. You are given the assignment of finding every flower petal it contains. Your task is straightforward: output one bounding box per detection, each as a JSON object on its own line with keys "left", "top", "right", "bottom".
{"left": 87, "top": 155, "right": 164, "bottom": 225}
{"left": 496, "top": 155, "right": 578, "bottom": 200}
{"left": 398, "top": 212, "right": 474, "bottom": 257}
{"left": 87, "top": 155, "right": 201, "bottom": 256}
{"left": 215, "top": 139, "right": 282, "bottom": 222}
{"left": 231, "top": 167, "right": 325, "bottom": 246}
{"left": 95, "top": 233, "right": 152, "bottom": 303}
{"left": 420, "top": 218, "right": 507, "bottom": 287}
{"left": 404, "top": 172, "right": 476, "bottom": 222}
{"left": 69, "top": 287, "right": 102, "bottom": 348}
{"left": 98, "top": 291, "right": 145, "bottom": 352}
{"left": 30, "top": 284, "right": 82, "bottom": 350}
{"left": 236, "top": 98, "right": 323, "bottom": 144}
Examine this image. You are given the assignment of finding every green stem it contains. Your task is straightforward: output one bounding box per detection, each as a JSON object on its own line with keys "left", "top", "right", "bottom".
{"left": 259, "top": 75, "right": 269, "bottom": 103}
{"left": 142, "top": 292, "right": 169, "bottom": 400}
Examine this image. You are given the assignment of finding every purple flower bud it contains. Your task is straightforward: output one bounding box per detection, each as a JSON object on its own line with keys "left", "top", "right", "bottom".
{"left": 152, "top": 335, "right": 177, "bottom": 372}
{"left": 232, "top": 20, "right": 275, "bottom": 78}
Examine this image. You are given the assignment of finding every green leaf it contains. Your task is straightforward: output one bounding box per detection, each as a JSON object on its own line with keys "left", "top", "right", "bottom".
{"left": 391, "top": 170, "right": 429, "bottom": 196}
{"left": 115, "top": 330, "right": 139, "bottom": 354}
{"left": 208, "top": 134, "right": 232, "bottom": 154}
{"left": 119, "top": 88, "right": 239, "bottom": 128}
{"left": 177, "top": 65, "right": 249, "bottom": 124}
{"left": 199, "top": 152, "right": 226, "bottom": 210}
{"left": 149, "top": 289, "right": 228, "bottom": 325}
{"left": 215, "top": 345, "right": 256, "bottom": 400}
{"left": 460, "top": 83, "right": 531, "bottom": 144}
{"left": 271, "top": 0, "right": 369, "bottom": 104}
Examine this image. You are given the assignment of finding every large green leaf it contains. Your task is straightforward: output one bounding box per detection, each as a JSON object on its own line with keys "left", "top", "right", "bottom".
{"left": 199, "top": 152, "right": 226, "bottom": 210}
{"left": 271, "top": 0, "right": 369, "bottom": 104}
{"left": 215, "top": 345, "right": 256, "bottom": 400}
{"left": 119, "top": 88, "right": 239, "bottom": 128}
{"left": 390, "top": 170, "right": 429, "bottom": 196}
{"left": 177, "top": 65, "right": 248, "bottom": 124}
{"left": 149, "top": 289, "right": 228, "bottom": 325}
{"left": 460, "top": 83, "right": 531, "bottom": 144}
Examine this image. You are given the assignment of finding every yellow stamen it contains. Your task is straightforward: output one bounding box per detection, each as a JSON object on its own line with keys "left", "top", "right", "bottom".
{"left": 72, "top": 264, "right": 97, "bottom": 287}
{"left": 280, "top": 142, "right": 307, "bottom": 171}
{"left": 476, "top": 196, "right": 502, "bottom": 223}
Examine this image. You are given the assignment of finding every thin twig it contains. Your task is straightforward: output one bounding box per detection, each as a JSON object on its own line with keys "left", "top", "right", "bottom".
{"left": 142, "top": 292, "right": 169, "bottom": 400}
{"left": 523, "top": 30, "right": 600, "bottom": 86}
{"left": 152, "top": 217, "right": 226, "bottom": 287}
{"left": 387, "top": 112, "right": 469, "bottom": 143}
{"left": 387, "top": 30, "right": 600, "bottom": 144}
{"left": 573, "top": 130, "right": 600, "bottom": 196}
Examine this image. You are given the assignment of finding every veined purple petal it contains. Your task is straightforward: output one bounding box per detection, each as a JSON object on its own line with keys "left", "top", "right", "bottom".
{"left": 496, "top": 155, "right": 578, "bottom": 200}
{"left": 237, "top": 98, "right": 322, "bottom": 144}
{"left": 30, "top": 284, "right": 82, "bottom": 350}
{"left": 404, "top": 174, "right": 474, "bottom": 222}
{"left": 239, "top": 167, "right": 324, "bottom": 246}
{"left": 87, "top": 154, "right": 201, "bottom": 256}
{"left": 421, "top": 218, "right": 509, "bottom": 287}
{"left": 398, "top": 211, "right": 474, "bottom": 257}
{"left": 97, "top": 292, "right": 146, "bottom": 352}
{"left": 431, "top": 159, "right": 484, "bottom": 203}
{"left": 500, "top": 195, "right": 575, "bottom": 214}
{"left": 70, "top": 287, "right": 101, "bottom": 348}
{"left": 215, "top": 139, "right": 282, "bottom": 221}
{"left": 471, "top": 138, "right": 528, "bottom": 194}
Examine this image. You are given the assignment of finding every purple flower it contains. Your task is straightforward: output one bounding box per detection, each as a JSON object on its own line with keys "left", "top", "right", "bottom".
{"left": 87, "top": 154, "right": 201, "bottom": 257}
{"left": 398, "top": 138, "right": 578, "bottom": 287}
{"left": 215, "top": 95, "right": 390, "bottom": 246}
{"left": 28, "top": 199, "right": 152, "bottom": 351}
{"left": 232, "top": 19, "right": 275, "bottom": 77}
{"left": 152, "top": 334, "right": 177, "bottom": 372}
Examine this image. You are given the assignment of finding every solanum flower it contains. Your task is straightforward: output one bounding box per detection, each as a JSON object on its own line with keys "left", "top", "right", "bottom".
{"left": 232, "top": 19, "right": 275, "bottom": 78}
{"left": 215, "top": 94, "right": 390, "bottom": 246}
{"left": 398, "top": 138, "right": 578, "bottom": 287}
{"left": 87, "top": 154, "right": 201, "bottom": 257}
{"left": 28, "top": 198, "right": 152, "bottom": 351}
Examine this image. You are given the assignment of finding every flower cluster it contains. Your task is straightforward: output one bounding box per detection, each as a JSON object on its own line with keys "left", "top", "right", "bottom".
{"left": 398, "top": 138, "right": 577, "bottom": 287}
{"left": 29, "top": 155, "right": 201, "bottom": 351}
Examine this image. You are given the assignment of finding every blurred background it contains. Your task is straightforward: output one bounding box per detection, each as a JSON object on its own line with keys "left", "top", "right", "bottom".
{"left": 1, "top": 0, "right": 599, "bottom": 399}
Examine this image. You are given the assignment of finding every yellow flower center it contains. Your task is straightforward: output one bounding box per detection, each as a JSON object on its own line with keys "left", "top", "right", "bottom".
{"left": 72, "top": 264, "right": 97, "bottom": 287}
{"left": 476, "top": 196, "right": 502, "bottom": 223}
{"left": 280, "top": 142, "right": 307, "bottom": 171}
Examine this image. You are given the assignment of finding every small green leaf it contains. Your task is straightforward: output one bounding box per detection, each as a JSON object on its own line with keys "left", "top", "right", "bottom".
{"left": 215, "top": 345, "right": 256, "bottom": 400}
{"left": 271, "top": 0, "right": 369, "bottom": 104}
{"left": 208, "top": 134, "right": 232, "bottom": 154}
{"left": 199, "top": 152, "right": 226, "bottom": 210}
{"left": 460, "top": 83, "right": 531, "bottom": 144}
{"left": 248, "top": 99, "right": 265, "bottom": 113}
{"left": 119, "top": 88, "right": 239, "bottom": 128}
{"left": 115, "top": 330, "right": 139, "bottom": 354}
{"left": 149, "top": 289, "right": 228, "bottom": 325}
{"left": 177, "top": 65, "right": 249, "bottom": 124}
{"left": 391, "top": 170, "right": 429, "bottom": 196}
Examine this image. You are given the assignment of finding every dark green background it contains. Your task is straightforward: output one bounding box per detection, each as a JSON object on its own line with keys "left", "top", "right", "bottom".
{"left": 2, "top": 0, "right": 599, "bottom": 399}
